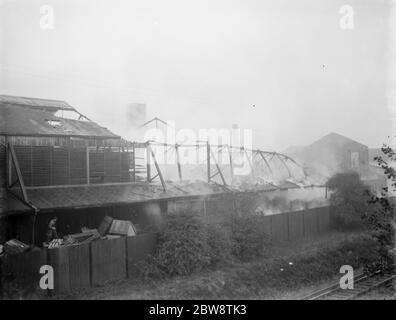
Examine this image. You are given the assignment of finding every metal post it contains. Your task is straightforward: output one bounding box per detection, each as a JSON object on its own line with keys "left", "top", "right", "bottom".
{"left": 277, "top": 154, "right": 292, "bottom": 177}
{"left": 148, "top": 145, "right": 167, "bottom": 191}
{"left": 6, "top": 143, "right": 12, "bottom": 188}
{"left": 132, "top": 143, "right": 136, "bottom": 182}
{"left": 86, "top": 147, "right": 90, "bottom": 185}
{"left": 146, "top": 143, "right": 151, "bottom": 182}
{"left": 243, "top": 148, "right": 255, "bottom": 178}
{"left": 228, "top": 145, "right": 234, "bottom": 184}
{"left": 206, "top": 142, "right": 211, "bottom": 183}
{"left": 175, "top": 144, "right": 183, "bottom": 181}
{"left": 259, "top": 151, "right": 273, "bottom": 175}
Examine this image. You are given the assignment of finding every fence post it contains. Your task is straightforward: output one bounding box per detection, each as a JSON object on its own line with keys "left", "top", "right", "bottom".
{"left": 86, "top": 147, "right": 90, "bottom": 185}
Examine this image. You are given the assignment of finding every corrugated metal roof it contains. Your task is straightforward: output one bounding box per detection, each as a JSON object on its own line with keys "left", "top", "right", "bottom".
{"left": 0, "top": 99, "right": 119, "bottom": 138}
{"left": 0, "top": 183, "right": 225, "bottom": 215}
{"left": 0, "top": 181, "right": 302, "bottom": 216}
{"left": 0, "top": 95, "right": 75, "bottom": 111}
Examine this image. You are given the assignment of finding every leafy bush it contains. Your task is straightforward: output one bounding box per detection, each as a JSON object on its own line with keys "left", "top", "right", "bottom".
{"left": 227, "top": 215, "right": 270, "bottom": 261}
{"left": 136, "top": 211, "right": 271, "bottom": 280}
{"left": 205, "top": 223, "right": 232, "bottom": 266}
{"left": 152, "top": 212, "right": 211, "bottom": 276}
{"left": 327, "top": 172, "right": 371, "bottom": 228}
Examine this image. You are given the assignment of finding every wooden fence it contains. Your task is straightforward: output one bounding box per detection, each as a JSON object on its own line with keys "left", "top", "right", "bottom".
{"left": 0, "top": 207, "right": 332, "bottom": 294}
{"left": 0, "top": 233, "right": 157, "bottom": 294}
{"left": 264, "top": 206, "right": 331, "bottom": 241}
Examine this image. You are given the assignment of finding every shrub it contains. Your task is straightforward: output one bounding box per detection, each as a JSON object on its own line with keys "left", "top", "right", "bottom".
{"left": 154, "top": 212, "right": 211, "bottom": 276}
{"left": 327, "top": 172, "right": 371, "bottom": 228}
{"left": 227, "top": 215, "right": 270, "bottom": 261}
{"left": 205, "top": 223, "right": 232, "bottom": 266}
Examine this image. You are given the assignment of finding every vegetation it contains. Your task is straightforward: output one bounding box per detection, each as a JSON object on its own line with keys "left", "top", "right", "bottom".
{"left": 327, "top": 171, "right": 370, "bottom": 227}
{"left": 363, "top": 144, "right": 395, "bottom": 272}
{"left": 137, "top": 212, "right": 270, "bottom": 280}
{"left": 327, "top": 144, "right": 395, "bottom": 272}
{"left": 226, "top": 215, "right": 270, "bottom": 261}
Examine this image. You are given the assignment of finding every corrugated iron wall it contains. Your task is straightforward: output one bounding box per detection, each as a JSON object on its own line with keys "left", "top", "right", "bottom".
{"left": 9, "top": 146, "right": 132, "bottom": 187}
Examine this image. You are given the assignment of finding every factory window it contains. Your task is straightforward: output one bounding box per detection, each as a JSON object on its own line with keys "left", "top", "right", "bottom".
{"left": 351, "top": 152, "right": 359, "bottom": 168}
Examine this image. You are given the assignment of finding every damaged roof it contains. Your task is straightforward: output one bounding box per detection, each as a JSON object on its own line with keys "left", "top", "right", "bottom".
{"left": 0, "top": 95, "right": 119, "bottom": 139}
{"left": 0, "top": 95, "right": 74, "bottom": 111}
{"left": 1, "top": 180, "right": 303, "bottom": 216}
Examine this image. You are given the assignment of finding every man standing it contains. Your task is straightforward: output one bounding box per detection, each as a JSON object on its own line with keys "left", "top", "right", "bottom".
{"left": 46, "top": 217, "right": 59, "bottom": 243}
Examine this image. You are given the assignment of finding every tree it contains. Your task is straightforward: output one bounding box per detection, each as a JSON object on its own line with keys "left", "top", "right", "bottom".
{"left": 327, "top": 171, "right": 370, "bottom": 227}
{"left": 362, "top": 144, "right": 395, "bottom": 272}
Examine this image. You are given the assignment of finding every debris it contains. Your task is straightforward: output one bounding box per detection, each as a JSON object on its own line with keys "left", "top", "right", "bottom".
{"left": 109, "top": 219, "right": 136, "bottom": 237}
{"left": 69, "top": 229, "right": 100, "bottom": 244}
{"left": 4, "top": 239, "right": 30, "bottom": 255}
{"left": 104, "top": 235, "right": 121, "bottom": 240}
{"left": 98, "top": 216, "right": 113, "bottom": 236}
{"left": 81, "top": 227, "right": 97, "bottom": 233}
{"left": 48, "top": 239, "right": 63, "bottom": 249}
{"left": 0, "top": 244, "right": 3, "bottom": 255}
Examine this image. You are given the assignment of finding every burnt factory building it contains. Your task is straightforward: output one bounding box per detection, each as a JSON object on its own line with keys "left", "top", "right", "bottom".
{"left": 284, "top": 132, "right": 386, "bottom": 190}
{"left": 0, "top": 95, "right": 169, "bottom": 245}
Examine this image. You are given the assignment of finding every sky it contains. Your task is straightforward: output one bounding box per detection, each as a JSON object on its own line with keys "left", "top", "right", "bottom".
{"left": 0, "top": 0, "right": 395, "bottom": 150}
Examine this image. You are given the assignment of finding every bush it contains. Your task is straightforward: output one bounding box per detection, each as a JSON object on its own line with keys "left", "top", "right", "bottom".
{"left": 137, "top": 212, "right": 270, "bottom": 280}
{"left": 227, "top": 215, "right": 270, "bottom": 261}
{"left": 327, "top": 172, "right": 371, "bottom": 228}
{"left": 155, "top": 212, "right": 212, "bottom": 276}
{"left": 205, "top": 223, "right": 232, "bottom": 266}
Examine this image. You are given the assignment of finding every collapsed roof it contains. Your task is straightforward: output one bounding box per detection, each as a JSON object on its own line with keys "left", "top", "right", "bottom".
{"left": 0, "top": 94, "right": 119, "bottom": 139}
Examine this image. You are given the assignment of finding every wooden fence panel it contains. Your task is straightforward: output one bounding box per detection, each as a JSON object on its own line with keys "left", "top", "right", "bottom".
{"left": 260, "top": 216, "right": 272, "bottom": 238}
{"left": 317, "top": 207, "right": 330, "bottom": 233}
{"left": 288, "top": 211, "right": 304, "bottom": 240}
{"left": 91, "top": 237, "right": 126, "bottom": 286}
{"left": 47, "top": 246, "right": 70, "bottom": 293}
{"left": 126, "top": 233, "right": 157, "bottom": 276}
{"left": 270, "top": 213, "right": 288, "bottom": 241}
{"left": 1, "top": 249, "right": 47, "bottom": 292}
{"left": 67, "top": 243, "right": 90, "bottom": 290}
{"left": 303, "top": 209, "right": 318, "bottom": 237}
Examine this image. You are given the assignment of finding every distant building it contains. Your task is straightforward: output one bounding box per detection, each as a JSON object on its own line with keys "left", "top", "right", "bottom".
{"left": 284, "top": 132, "right": 386, "bottom": 191}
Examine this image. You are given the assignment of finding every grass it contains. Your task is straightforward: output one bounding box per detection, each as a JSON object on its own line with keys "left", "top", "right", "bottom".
{"left": 69, "top": 230, "right": 379, "bottom": 300}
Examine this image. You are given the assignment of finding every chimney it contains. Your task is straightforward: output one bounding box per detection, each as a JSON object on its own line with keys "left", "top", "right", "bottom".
{"left": 126, "top": 103, "right": 147, "bottom": 141}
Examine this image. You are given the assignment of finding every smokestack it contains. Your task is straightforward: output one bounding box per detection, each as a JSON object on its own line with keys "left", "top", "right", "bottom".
{"left": 126, "top": 103, "right": 147, "bottom": 141}
{"left": 127, "top": 103, "right": 146, "bottom": 127}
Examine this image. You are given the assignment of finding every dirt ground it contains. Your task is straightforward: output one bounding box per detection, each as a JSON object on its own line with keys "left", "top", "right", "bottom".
{"left": 65, "top": 230, "right": 376, "bottom": 300}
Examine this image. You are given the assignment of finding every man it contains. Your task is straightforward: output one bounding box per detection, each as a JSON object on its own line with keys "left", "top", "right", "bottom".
{"left": 46, "top": 217, "right": 59, "bottom": 243}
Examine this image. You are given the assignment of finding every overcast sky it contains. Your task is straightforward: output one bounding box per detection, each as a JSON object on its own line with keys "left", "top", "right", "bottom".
{"left": 0, "top": 0, "right": 394, "bottom": 150}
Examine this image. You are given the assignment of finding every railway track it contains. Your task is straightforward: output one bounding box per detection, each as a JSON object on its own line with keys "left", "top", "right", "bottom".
{"left": 300, "top": 271, "right": 395, "bottom": 300}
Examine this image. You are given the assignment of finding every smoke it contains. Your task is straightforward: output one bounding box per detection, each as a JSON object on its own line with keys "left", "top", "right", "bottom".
{"left": 253, "top": 187, "right": 328, "bottom": 216}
